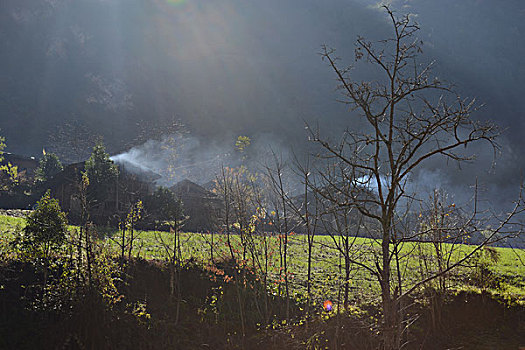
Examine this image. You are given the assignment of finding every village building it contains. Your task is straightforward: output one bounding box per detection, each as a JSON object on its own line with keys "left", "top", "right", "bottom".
{"left": 1, "top": 153, "right": 39, "bottom": 179}
{"left": 170, "top": 179, "right": 221, "bottom": 232}
{"left": 0, "top": 152, "right": 222, "bottom": 231}
{"left": 0, "top": 153, "right": 40, "bottom": 208}
{"left": 46, "top": 159, "right": 160, "bottom": 225}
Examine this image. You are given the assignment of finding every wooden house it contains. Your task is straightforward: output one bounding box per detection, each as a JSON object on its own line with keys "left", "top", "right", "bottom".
{"left": 170, "top": 179, "right": 222, "bottom": 232}
{"left": 47, "top": 159, "right": 160, "bottom": 225}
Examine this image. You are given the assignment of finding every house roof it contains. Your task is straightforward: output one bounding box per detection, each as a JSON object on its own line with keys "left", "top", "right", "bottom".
{"left": 171, "top": 179, "right": 217, "bottom": 199}
{"left": 1, "top": 153, "right": 39, "bottom": 167}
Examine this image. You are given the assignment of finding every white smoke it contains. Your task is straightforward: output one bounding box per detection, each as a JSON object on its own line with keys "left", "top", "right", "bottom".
{"left": 111, "top": 134, "right": 236, "bottom": 187}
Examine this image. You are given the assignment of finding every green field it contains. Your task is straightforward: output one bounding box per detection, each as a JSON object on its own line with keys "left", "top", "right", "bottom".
{"left": 2, "top": 214, "right": 524, "bottom": 305}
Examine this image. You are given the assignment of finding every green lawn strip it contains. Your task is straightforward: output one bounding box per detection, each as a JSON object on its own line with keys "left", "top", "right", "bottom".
{"left": 1, "top": 214, "right": 524, "bottom": 303}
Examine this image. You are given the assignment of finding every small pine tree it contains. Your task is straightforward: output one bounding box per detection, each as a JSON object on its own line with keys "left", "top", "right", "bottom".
{"left": 36, "top": 153, "right": 63, "bottom": 182}
{"left": 84, "top": 142, "right": 119, "bottom": 205}
{"left": 24, "top": 190, "right": 68, "bottom": 258}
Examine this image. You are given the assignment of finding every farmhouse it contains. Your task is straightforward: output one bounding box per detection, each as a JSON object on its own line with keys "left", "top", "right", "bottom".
{"left": 0, "top": 153, "right": 40, "bottom": 208}
{"left": 1, "top": 153, "right": 39, "bottom": 179}
{"left": 46, "top": 159, "right": 160, "bottom": 225}
{"left": 170, "top": 179, "right": 221, "bottom": 232}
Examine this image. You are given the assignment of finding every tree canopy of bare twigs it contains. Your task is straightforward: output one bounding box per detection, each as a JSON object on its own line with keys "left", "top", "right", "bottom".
{"left": 308, "top": 6, "right": 524, "bottom": 349}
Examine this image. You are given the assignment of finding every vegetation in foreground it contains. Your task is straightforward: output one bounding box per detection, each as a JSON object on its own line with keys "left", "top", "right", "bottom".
{"left": 1, "top": 213, "right": 525, "bottom": 349}
{"left": 2, "top": 214, "right": 525, "bottom": 302}
{"left": 1, "top": 254, "right": 524, "bottom": 349}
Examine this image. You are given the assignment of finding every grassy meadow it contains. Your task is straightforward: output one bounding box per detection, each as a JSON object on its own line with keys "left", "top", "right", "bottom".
{"left": 1, "top": 213, "right": 524, "bottom": 306}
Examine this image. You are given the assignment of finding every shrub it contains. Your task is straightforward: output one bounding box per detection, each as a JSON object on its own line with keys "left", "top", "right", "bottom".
{"left": 467, "top": 247, "right": 502, "bottom": 291}
{"left": 23, "top": 190, "right": 68, "bottom": 258}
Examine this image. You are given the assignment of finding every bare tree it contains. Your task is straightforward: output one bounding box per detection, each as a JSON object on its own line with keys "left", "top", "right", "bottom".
{"left": 214, "top": 166, "right": 239, "bottom": 261}
{"left": 310, "top": 6, "right": 524, "bottom": 349}
{"left": 264, "top": 152, "right": 294, "bottom": 320}
{"left": 315, "top": 163, "right": 363, "bottom": 308}
{"left": 414, "top": 189, "right": 465, "bottom": 330}
{"left": 290, "top": 155, "right": 320, "bottom": 319}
